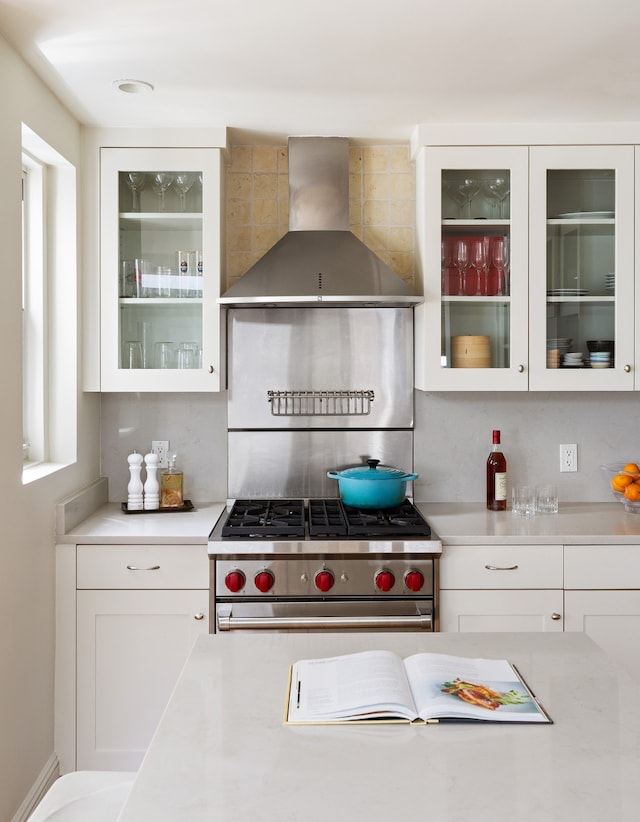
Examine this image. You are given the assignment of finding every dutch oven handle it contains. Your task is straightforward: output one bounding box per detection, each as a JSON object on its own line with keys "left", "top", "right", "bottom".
{"left": 366, "top": 459, "right": 380, "bottom": 470}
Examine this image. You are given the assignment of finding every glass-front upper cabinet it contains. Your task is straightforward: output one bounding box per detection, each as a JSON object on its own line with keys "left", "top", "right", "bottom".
{"left": 100, "top": 147, "right": 224, "bottom": 391}
{"left": 529, "top": 146, "right": 634, "bottom": 390}
{"left": 415, "top": 146, "right": 529, "bottom": 390}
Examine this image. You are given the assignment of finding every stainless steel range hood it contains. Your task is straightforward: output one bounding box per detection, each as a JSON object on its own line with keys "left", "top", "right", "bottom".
{"left": 218, "top": 137, "right": 422, "bottom": 307}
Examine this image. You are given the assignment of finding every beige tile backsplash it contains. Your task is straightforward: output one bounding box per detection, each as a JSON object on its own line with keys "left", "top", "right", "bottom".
{"left": 225, "top": 143, "right": 415, "bottom": 289}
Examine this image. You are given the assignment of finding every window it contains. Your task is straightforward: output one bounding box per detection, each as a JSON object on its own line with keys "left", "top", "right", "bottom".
{"left": 21, "top": 124, "right": 77, "bottom": 481}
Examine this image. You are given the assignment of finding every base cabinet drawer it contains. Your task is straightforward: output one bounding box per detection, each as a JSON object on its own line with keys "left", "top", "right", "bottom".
{"left": 440, "top": 589, "right": 564, "bottom": 632}
{"left": 77, "top": 544, "right": 209, "bottom": 589}
{"left": 565, "top": 545, "right": 640, "bottom": 589}
{"left": 440, "top": 544, "right": 563, "bottom": 589}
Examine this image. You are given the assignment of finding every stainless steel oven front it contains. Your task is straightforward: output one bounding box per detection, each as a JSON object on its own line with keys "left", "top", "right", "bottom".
{"left": 211, "top": 555, "right": 438, "bottom": 633}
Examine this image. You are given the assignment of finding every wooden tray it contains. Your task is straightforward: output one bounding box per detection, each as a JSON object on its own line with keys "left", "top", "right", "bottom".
{"left": 121, "top": 500, "right": 194, "bottom": 514}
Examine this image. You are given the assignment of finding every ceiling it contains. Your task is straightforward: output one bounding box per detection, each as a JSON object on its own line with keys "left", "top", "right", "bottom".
{"left": 1, "top": 0, "right": 640, "bottom": 144}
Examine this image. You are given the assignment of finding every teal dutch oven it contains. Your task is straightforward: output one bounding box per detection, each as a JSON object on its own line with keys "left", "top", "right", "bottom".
{"left": 327, "top": 459, "right": 418, "bottom": 509}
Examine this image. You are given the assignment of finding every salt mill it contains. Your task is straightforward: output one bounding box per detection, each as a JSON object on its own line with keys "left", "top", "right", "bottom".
{"left": 127, "top": 451, "right": 144, "bottom": 510}
{"left": 143, "top": 452, "right": 160, "bottom": 510}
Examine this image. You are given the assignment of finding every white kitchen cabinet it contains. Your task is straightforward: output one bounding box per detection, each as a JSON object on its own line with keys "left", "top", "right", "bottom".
{"left": 56, "top": 543, "right": 209, "bottom": 772}
{"left": 415, "top": 146, "right": 529, "bottom": 390}
{"left": 529, "top": 146, "right": 635, "bottom": 390}
{"left": 100, "top": 146, "right": 226, "bottom": 391}
{"left": 414, "top": 139, "right": 635, "bottom": 391}
{"left": 564, "top": 545, "right": 640, "bottom": 682}
{"left": 439, "top": 544, "right": 564, "bottom": 632}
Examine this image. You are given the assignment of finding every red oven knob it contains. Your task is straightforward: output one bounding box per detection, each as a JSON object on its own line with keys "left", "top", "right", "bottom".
{"left": 225, "top": 570, "right": 245, "bottom": 593}
{"left": 314, "top": 569, "right": 334, "bottom": 592}
{"left": 254, "top": 570, "right": 275, "bottom": 593}
{"left": 375, "top": 570, "right": 395, "bottom": 592}
{"left": 404, "top": 569, "right": 424, "bottom": 592}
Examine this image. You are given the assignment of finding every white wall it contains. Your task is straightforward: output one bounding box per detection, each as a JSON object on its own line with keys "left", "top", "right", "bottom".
{"left": 0, "top": 33, "right": 101, "bottom": 822}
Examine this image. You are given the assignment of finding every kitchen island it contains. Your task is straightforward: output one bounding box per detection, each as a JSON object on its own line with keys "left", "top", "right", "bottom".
{"left": 116, "top": 632, "right": 640, "bottom": 821}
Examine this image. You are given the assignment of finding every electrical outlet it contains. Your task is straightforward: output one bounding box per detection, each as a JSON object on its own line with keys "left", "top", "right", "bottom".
{"left": 152, "top": 440, "right": 169, "bottom": 469}
{"left": 560, "top": 443, "right": 577, "bottom": 473}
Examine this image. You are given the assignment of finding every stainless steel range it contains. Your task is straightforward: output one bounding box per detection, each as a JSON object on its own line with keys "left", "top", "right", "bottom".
{"left": 208, "top": 498, "right": 441, "bottom": 632}
{"left": 209, "top": 136, "right": 436, "bottom": 633}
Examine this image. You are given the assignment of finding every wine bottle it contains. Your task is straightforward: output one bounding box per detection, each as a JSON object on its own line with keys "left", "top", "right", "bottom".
{"left": 486, "top": 429, "right": 507, "bottom": 511}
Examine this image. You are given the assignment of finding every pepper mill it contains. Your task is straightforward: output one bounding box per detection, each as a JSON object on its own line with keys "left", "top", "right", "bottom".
{"left": 143, "top": 452, "right": 160, "bottom": 510}
{"left": 127, "top": 451, "right": 144, "bottom": 510}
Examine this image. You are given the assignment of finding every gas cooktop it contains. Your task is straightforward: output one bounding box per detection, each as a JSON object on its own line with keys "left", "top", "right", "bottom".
{"left": 208, "top": 498, "right": 441, "bottom": 556}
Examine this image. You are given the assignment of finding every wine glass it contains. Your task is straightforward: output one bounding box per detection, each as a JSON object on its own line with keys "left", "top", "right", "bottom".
{"left": 469, "top": 237, "right": 490, "bottom": 296}
{"left": 485, "top": 178, "right": 510, "bottom": 218}
{"left": 491, "top": 236, "right": 510, "bottom": 296}
{"left": 173, "top": 173, "right": 196, "bottom": 211}
{"left": 452, "top": 239, "right": 470, "bottom": 296}
{"left": 443, "top": 182, "right": 466, "bottom": 218}
{"left": 125, "top": 172, "right": 146, "bottom": 212}
{"left": 441, "top": 238, "right": 454, "bottom": 295}
{"left": 456, "top": 178, "right": 481, "bottom": 218}
{"left": 151, "top": 173, "right": 174, "bottom": 212}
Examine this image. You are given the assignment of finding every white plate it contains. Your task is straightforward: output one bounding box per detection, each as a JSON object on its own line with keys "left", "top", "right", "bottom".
{"left": 548, "top": 289, "right": 590, "bottom": 296}
{"left": 556, "top": 211, "right": 614, "bottom": 219}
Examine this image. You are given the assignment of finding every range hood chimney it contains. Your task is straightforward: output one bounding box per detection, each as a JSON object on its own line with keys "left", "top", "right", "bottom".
{"left": 218, "top": 137, "right": 422, "bottom": 307}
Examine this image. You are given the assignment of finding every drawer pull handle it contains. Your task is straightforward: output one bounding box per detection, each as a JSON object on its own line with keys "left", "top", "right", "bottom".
{"left": 484, "top": 564, "right": 519, "bottom": 571}
{"left": 126, "top": 564, "right": 161, "bottom": 571}
{"left": 194, "top": 613, "right": 205, "bottom": 621}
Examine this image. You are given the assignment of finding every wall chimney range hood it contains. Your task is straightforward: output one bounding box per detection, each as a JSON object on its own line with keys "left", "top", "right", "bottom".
{"left": 218, "top": 137, "right": 422, "bottom": 307}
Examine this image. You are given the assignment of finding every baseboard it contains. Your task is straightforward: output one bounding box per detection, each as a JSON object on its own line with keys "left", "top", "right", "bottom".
{"left": 11, "top": 753, "right": 60, "bottom": 822}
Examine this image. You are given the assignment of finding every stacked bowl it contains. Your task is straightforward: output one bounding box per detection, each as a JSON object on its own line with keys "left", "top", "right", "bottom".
{"left": 587, "top": 339, "right": 614, "bottom": 369}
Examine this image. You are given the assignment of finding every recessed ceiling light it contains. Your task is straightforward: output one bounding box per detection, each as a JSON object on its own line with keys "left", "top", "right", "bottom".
{"left": 113, "top": 79, "right": 154, "bottom": 94}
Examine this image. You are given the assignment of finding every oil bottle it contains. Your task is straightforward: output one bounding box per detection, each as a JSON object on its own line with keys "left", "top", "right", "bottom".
{"left": 160, "top": 454, "right": 184, "bottom": 508}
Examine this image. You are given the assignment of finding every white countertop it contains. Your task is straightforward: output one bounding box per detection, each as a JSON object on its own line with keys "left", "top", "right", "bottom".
{"left": 417, "top": 501, "right": 640, "bottom": 544}
{"left": 56, "top": 501, "right": 225, "bottom": 544}
{"left": 117, "top": 631, "right": 640, "bottom": 822}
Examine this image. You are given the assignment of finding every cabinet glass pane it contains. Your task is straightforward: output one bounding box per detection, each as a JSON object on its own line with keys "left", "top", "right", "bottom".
{"left": 440, "top": 169, "right": 512, "bottom": 369}
{"left": 545, "top": 170, "right": 615, "bottom": 370}
{"left": 118, "top": 171, "right": 204, "bottom": 371}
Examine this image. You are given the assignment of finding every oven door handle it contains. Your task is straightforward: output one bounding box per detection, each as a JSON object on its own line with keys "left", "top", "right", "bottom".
{"left": 216, "top": 608, "right": 432, "bottom": 632}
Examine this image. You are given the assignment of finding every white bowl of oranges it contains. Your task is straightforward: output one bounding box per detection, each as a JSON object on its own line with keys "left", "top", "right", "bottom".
{"left": 602, "top": 462, "right": 640, "bottom": 512}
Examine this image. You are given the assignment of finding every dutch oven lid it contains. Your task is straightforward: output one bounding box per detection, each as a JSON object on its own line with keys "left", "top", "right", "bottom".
{"left": 331, "top": 459, "right": 417, "bottom": 481}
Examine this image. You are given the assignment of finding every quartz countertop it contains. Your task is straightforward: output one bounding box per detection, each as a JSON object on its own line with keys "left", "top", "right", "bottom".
{"left": 116, "top": 631, "right": 640, "bottom": 822}
{"left": 56, "top": 501, "right": 225, "bottom": 544}
{"left": 416, "top": 501, "right": 640, "bottom": 544}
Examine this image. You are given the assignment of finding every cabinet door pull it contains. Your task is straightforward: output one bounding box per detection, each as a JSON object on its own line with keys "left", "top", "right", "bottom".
{"left": 551, "top": 612, "right": 562, "bottom": 621}
{"left": 484, "top": 564, "right": 518, "bottom": 571}
{"left": 194, "top": 613, "right": 205, "bottom": 621}
{"left": 126, "top": 564, "right": 161, "bottom": 571}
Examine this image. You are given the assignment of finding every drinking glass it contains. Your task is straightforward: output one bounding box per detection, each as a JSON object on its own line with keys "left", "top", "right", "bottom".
{"left": 124, "top": 172, "right": 145, "bottom": 212}
{"left": 485, "top": 178, "right": 510, "bottom": 218}
{"left": 173, "top": 173, "right": 196, "bottom": 211}
{"left": 491, "top": 236, "right": 510, "bottom": 296}
{"left": 456, "top": 178, "right": 481, "bottom": 218}
{"left": 176, "top": 343, "right": 195, "bottom": 369}
{"left": 536, "top": 485, "right": 558, "bottom": 514}
{"left": 151, "top": 173, "right": 174, "bottom": 212}
{"left": 154, "top": 341, "right": 174, "bottom": 369}
{"left": 452, "top": 239, "right": 470, "bottom": 296}
{"left": 469, "top": 237, "right": 490, "bottom": 296}
{"left": 122, "top": 341, "right": 143, "bottom": 369}
{"left": 512, "top": 486, "right": 535, "bottom": 515}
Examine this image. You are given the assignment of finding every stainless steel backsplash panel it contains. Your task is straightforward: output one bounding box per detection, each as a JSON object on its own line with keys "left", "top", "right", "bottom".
{"left": 227, "top": 307, "right": 414, "bottom": 430}
{"left": 228, "top": 430, "right": 414, "bottom": 499}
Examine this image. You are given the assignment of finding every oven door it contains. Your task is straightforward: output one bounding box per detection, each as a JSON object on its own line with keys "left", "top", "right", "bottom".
{"left": 214, "top": 599, "right": 433, "bottom": 633}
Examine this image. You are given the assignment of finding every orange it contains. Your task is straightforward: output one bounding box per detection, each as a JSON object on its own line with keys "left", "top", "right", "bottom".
{"left": 624, "top": 483, "right": 640, "bottom": 501}
{"left": 612, "top": 473, "right": 634, "bottom": 492}
{"left": 623, "top": 462, "right": 640, "bottom": 476}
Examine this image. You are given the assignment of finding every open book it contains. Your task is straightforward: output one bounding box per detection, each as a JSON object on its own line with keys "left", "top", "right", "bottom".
{"left": 285, "top": 650, "right": 551, "bottom": 724}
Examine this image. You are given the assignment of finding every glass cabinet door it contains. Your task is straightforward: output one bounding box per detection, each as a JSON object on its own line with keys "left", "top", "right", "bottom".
{"left": 529, "top": 146, "right": 634, "bottom": 390}
{"left": 416, "top": 146, "right": 528, "bottom": 390}
{"left": 100, "top": 147, "right": 223, "bottom": 392}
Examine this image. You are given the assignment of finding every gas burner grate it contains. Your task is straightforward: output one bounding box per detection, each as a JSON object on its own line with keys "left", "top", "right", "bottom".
{"left": 221, "top": 499, "right": 306, "bottom": 538}
{"left": 308, "top": 498, "right": 348, "bottom": 537}
{"left": 342, "top": 500, "right": 431, "bottom": 537}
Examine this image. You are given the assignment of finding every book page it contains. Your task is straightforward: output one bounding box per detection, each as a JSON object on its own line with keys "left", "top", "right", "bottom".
{"left": 288, "top": 650, "right": 417, "bottom": 722}
{"left": 403, "top": 653, "right": 550, "bottom": 723}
